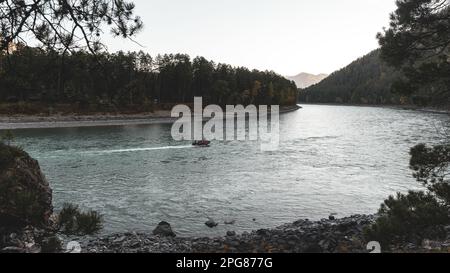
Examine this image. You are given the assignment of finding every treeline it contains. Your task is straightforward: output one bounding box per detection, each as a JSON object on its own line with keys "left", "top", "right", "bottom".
{"left": 299, "top": 50, "right": 403, "bottom": 105}
{"left": 0, "top": 45, "right": 298, "bottom": 114}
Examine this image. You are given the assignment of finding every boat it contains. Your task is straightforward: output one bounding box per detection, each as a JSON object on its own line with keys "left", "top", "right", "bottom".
{"left": 192, "top": 140, "right": 211, "bottom": 147}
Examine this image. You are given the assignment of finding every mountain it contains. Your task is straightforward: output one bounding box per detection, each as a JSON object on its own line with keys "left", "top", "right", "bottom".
{"left": 299, "top": 50, "right": 403, "bottom": 105}
{"left": 288, "top": 73, "right": 328, "bottom": 89}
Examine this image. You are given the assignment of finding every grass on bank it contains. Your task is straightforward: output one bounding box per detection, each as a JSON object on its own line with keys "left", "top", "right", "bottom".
{"left": 57, "top": 203, "right": 103, "bottom": 236}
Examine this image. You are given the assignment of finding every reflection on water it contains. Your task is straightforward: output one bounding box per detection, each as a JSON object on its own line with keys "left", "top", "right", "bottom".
{"left": 6, "top": 105, "right": 450, "bottom": 236}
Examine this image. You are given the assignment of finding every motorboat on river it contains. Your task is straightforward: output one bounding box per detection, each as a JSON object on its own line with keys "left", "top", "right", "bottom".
{"left": 192, "top": 140, "right": 211, "bottom": 147}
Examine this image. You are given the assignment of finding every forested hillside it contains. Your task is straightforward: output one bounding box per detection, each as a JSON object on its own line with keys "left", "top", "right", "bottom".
{"left": 299, "top": 50, "right": 403, "bottom": 105}
{"left": 0, "top": 45, "right": 298, "bottom": 114}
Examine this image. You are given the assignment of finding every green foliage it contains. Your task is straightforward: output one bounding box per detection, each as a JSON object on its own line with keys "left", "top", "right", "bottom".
{"left": 299, "top": 50, "right": 402, "bottom": 105}
{"left": 57, "top": 203, "right": 103, "bottom": 236}
{"left": 430, "top": 182, "right": 450, "bottom": 206}
{"left": 57, "top": 203, "right": 80, "bottom": 233}
{"left": 377, "top": 0, "right": 450, "bottom": 106}
{"left": 365, "top": 143, "right": 450, "bottom": 248}
{"left": 0, "top": 47, "right": 297, "bottom": 111}
{"left": 410, "top": 144, "right": 450, "bottom": 186}
{"left": 0, "top": 0, "right": 142, "bottom": 53}
{"left": 364, "top": 191, "right": 449, "bottom": 247}
{"left": 410, "top": 143, "right": 450, "bottom": 205}
{"left": 75, "top": 210, "right": 104, "bottom": 235}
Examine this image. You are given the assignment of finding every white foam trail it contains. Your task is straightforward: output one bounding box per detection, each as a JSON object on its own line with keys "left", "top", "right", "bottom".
{"left": 84, "top": 145, "right": 193, "bottom": 155}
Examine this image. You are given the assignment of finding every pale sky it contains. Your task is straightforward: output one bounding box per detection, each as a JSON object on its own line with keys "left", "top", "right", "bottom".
{"left": 104, "top": 0, "right": 398, "bottom": 76}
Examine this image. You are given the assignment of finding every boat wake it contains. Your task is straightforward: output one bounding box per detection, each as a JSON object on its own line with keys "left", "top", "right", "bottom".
{"left": 83, "top": 145, "right": 193, "bottom": 155}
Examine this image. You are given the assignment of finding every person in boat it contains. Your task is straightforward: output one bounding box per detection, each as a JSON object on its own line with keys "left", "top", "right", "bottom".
{"left": 193, "top": 139, "right": 211, "bottom": 146}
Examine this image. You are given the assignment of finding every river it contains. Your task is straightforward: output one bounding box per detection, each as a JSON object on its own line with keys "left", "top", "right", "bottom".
{"left": 6, "top": 105, "right": 450, "bottom": 237}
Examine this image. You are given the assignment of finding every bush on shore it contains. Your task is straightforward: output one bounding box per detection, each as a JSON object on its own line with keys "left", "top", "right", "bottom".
{"left": 364, "top": 191, "right": 449, "bottom": 247}
{"left": 57, "top": 203, "right": 103, "bottom": 236}
{"left": 365, "top": 144, "right": 450, "bottom": 248}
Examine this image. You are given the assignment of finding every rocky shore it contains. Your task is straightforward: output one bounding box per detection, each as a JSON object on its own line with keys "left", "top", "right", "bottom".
{"left": 83, "top": 215, "right": 376, "bottom": 253}
{"left": 3, "top": 214, "right": 450, "bottom": 253}
{"left": 81, "top": 215, "right": 450, "bottom": 253}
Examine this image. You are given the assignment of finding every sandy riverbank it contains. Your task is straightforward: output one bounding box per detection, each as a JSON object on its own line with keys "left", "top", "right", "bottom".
{"left": 0, "top": 105, "right": 302, "bottom": 130}
{"left": 0, "top": 113, "right": 177, "bottom": 130}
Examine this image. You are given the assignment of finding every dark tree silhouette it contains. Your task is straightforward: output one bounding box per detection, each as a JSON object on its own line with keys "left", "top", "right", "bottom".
{"left": 0, "top": 47, "right": 298, "bottom": 113}
{"left": 0, "top": 0, "right": 143, "bottom": 53}
{"left": 377, "top": 0, "right": 450, "bottom": 100}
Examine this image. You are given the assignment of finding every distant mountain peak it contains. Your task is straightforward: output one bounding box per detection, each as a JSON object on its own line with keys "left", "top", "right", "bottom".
{"left": 287, "top": 72, "right": 328, "bottom": 89}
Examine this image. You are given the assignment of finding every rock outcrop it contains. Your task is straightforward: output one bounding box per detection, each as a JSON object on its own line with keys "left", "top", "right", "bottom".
{"left": 0, "top": 144, "right": 53, "bottom": 228}
{"left": 0, "top": 144, "right": 56, "bottom": 253}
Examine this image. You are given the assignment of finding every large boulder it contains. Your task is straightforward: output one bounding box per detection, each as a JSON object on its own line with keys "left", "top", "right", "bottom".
{"left": 152, "top": 221, "right": 176, "bottom": 237}
{"left": 0, "top": 144, "right": 53, "bottom": 229}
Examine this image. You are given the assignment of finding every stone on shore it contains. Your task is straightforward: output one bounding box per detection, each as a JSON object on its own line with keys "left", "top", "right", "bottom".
{"left": 205, "top": 219, "right": 218, "bottom": 228}
{"left": 152, "top": 221, "right": 176, "bottom": 237}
